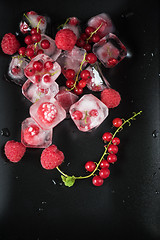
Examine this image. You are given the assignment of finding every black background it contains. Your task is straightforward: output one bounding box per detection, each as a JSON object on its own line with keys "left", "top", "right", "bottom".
{"left": 0, "top": 0, "right": 159, "bottom": 239}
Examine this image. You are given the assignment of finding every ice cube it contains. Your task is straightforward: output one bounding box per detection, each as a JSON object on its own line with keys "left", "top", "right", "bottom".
{"left": 24, "top": 54, "right": 61, "bottom": 89}
{"left": 21, "top": 117, "right": 52, "bottom": 148}
{"left": 87, "top": 13, "right": 114, "bottom": 38}
{"left": 93, "top": 33, "right": 127, "bottom": 68}
{"left": 85, "top": 62, "right": 110, "bottom": 91}
{"left": 55, "top": 86, "right": 79, "bottom": 112}
{"left": 69, "top": 94, "right": 108, "bottom": 132}
{"left": 56, "top": 46, "right": 86, "bottom": 76}
{"left": 6, "top": 55, "right": 29, "bottom": 86}
{"left": 30, "top": 94, "right": 66, "bottom": 130}
{"left": 22, "top": 79, "right": 59, "bottom": 103}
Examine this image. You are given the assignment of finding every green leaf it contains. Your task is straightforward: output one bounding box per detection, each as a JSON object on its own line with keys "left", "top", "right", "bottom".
{"left": 61, "top": 175, "right": 75, "bottom": 187}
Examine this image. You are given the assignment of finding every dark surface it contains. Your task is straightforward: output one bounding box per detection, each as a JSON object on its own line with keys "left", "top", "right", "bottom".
{"left": 0, "top": 0, "right": 159, "bottom": 239}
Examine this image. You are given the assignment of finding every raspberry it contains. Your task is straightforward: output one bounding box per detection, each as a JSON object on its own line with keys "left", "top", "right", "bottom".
{"left": 55, "top": 29, "right": 77, "bottom": 51}
{"left": 101, "top": 88, "right": 121, "bottom": 108}
{"left": 4, "top": 140, "right": 26, "bottom": 163}
{"left": 1, "top": 33, "right": 20, "bottom": 55}
{"left": 40, "top": 145, "right": 64, "bottom": 170}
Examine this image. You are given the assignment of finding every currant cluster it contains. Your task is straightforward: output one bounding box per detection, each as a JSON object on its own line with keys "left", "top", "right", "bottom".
{"left": 85, "top": 117, "right": 122, "bottom": 186}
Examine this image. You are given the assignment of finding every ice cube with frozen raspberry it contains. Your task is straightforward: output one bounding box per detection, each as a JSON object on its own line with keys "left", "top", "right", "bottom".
{"left": 24, "top": 54, "right": 61, "bottom": 89}
{"left": 21, "top": 117, "right": 53, "bottom": 148}
{"left": 69, "top": 94, "right": 109, "bottom": 132}
{"left": 30, "top": 95, "right": 66, "bottom": 130}
{"left": 93, "top": 33, "right": 127, "bottom": 68}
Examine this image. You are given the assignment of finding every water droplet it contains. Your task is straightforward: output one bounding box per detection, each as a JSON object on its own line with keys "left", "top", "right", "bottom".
{"left": 155, "top": 190, "right": 159, "bottom": 194}
{"left": 41, "top": 201, "right": 46, "bottom": 204}
{"left": 152, "top": 130, "right": 159, "bottom": 138}
{"left": 38, "top": 208, "right": 44, "bottom": 212}
{"left": 0, "top": 128, "right": 10, "bottom": 137}
{"left": 67, "top": 162, "right": 71, "bottom": 166}
{"left": 52, "top": 179, "right": 57, "bottom": 185}
{"left": 152, "top": 172, "right": 157, "bottom": 177}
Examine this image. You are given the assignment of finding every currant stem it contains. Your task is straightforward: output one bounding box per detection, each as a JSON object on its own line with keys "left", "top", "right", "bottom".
{"left": 86, "top": 23, "right": 103, "bottom": 43}
{"left": 56, "top": 111, "right": 142, "bottom": 181}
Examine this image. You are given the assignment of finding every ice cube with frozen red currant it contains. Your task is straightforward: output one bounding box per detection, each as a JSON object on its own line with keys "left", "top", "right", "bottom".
{"left": 30, "top": 94, "right": 66, "bottom": 130}
{"left": 63, "top": 17, "right": 80, "bottom": 38}
{"left": 21, "top": 117, "right": 53, "bottom": 148}
{"left": 24, "top": 53, "right": 61, "bottom": 89}
{"left": 69, "top": 94, "right": 109, "bottom": 132}
{"left": 93, "top": 33, "right": 127, "bottom": 68}
{"left": 22, "top": 79, "right": 59, "bottom": 103}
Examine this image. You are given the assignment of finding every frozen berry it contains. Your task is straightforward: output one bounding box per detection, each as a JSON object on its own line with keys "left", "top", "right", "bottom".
{"left": 37, "top": 102, "right": 57, "bottom": 124}
{"left": 85, "top": 53, "right": 97, "bottom": 64}
{"left": 80, "top": 70, "right": 90, "bottom": 80}
{"left": 89, "top": 109, "right": 98, "bottom": 117}
{"left": 1, "top": 33, "right": 20, "bottom": 55}
{"left": 44, "top": 61, "right": 53, "bottom": 71}
{"left": 85, "top": 26, "right": 95, "bottom": 36}
{"left": 31, "top": 33, "right": 41, "bottom": 43}
{"left": 76, "top": 38, "right": 85, "bottom": 48}
{"left": 31, "top": 27, "right": 41, "bottom": 35}
{"left": 33, "top": 60, "right": 43, "bottom": 72}
{"left": 66, "top": 79, "right": 75, "bottom": 88}
{"left": 4, "top": 140, "right": 26, "bottom": 163}
{"left": 41, "top": 144, "right": 64, "bottom": 170}
{"left": 25, "top": 48, "right": 34, "bottom": 58}
{"left": 55, "top": 29, "right": 77, "bottom": 51}
{"left": 101, "top": 88, "right": 121, "bottom": 108}
{"left": 74, "top": 86, "right": 83, "bottom": 95}
{"left": 18, "top": 47, "right": 26, "bottom": 56}
{"left": 72, "top": 110, "right": 83, "bottom": 120}
{"left": 78, "top": 79, "right": 86, "bottom": 88}
{"left": 41, "top": 39, "right": 50, "bottom": 49}
{"left": 65, "top": 69, "right": 75, "bottom": 79}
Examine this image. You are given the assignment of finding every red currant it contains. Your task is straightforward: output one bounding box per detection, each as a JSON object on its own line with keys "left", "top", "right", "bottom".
{"left": 33, "top": 74, "right": 41, "bottom": 84}
{"left": 100, "top": 159, "right": 110, "bottom": 168}
{"left": 74, "top": 86, "right": 83, "bottom": 95}
{"left": 76, "top": 38, "right": 85, "bottom": 48}
{"left": 66, "top": 79, "right": 75, "bottom": 88}
{"left": 33, "top": 60, "right": 43, "bottom": 72}
{"left": 69, "top": 17, "right": 79, "bottom": 26}
{"left": 25, "top": 48, "right": 34, "bottom": 58}
{"left": 107, "top": 154, "right": 117, "bottom": 163}
{"left": 25, "top": 67, "right": 35, "bottom": 77}
{"left": 89, "top": 109, "right": 98, "bottom": 117}
{"left": 112, "top": 137, "right": 120, "bottom": 145}
{"left": 72, "top": 110, "right": 83, "bottom": 120}
{"left": 31, "top": 27, "right": 41, "bottom": 35}
{"left": 83, "top": 43, "right": 91, "bottom": 52}
{"left": 107, "top": 58, "right": 118, "bottom": 67}
{"left": 31, "top": 33, "right": 41, "bottom": 43}
{"left": 85, "top": 26, "right": 95, "bottom": 36}
{"left": 44, "top": 61, "right": 53, "bottom": 71}
{"left": 11, "top": 66, "right": 20, "bottom": 75}
{"left": 80, "top": 33, "right": 87, "bottom": 40}
{"left": 80, "top": 70, "right": 91, "bottom": 80}
{"left": 112, "top": 118, "right": 123, "bottom": 127}
{"left": 108, "top": 144, "right": 118, "bottom": 154}
{"left": 41, "top": 39, "right": 50, "bottom": 49}
{"left": 78, "top": 79, "right": 86, "bottom": 88}
{"left": 37, "top": 49, "right": 44, "bottom": 55}
{"left": 18, "top": 47, "right": 26, "bottom": 56}
{"left": 99, "top": 167, "right": 110, "bottom": 179}
{"left": 65, "top": 69, "right": 75, "bottom": 79}
{"left": 85, "top": 161, "right": 96, "bottom": 172}
{"left": 91, "top": 34, "right": 100, "bottom": 43}
{"left": 102, "top": 132, "right": 112, "bottom": 142}
{"left": 92, "top": 176, "right": 103, "bottom": 186}
{"left": 24, "top": 35, "right": 33, "bottom": 45}
{"left": 43, "top": 74, "right": 51, "bottom": 83}
{"left": 85, "top": 53, "right": 97, "bottom": 64}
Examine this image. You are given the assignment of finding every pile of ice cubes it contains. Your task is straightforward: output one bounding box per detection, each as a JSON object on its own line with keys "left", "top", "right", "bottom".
{"left": 5, "top": 11, "right": 127, "bottom": 148}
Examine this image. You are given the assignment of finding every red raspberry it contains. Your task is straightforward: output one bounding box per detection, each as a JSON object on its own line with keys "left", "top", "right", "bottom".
{"left": 1, "top": 33, "right": 20, "bottom": 55}
{"left": 4, "top": 140, "right": 26, "bottom": 163}
{"left": 40, "top": 145, "right": 64, "bottom": 170}
{"left": 101, "top": 88, "right": 121, "bottom": 108}
{"left": 55, "top": 29, "right": 77, "bottom": 51}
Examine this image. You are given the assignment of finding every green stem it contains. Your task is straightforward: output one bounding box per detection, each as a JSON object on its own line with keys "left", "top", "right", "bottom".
{"left": 56, "top": 111, "right": 142, "bottom": 180}
{"left": 23, "top": 13, "right": 31, "bottom": 24}
{"left": 86, "top": 23, "right": 103, "bottom": 43}
{"left": 57, "top": 18, "right": 70, "bottom": 29}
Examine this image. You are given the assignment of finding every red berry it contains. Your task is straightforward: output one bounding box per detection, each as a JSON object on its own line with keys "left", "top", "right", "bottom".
{"left": 41, "top": 144, "right": 64, "bottom": 170}
{"left": 108, "top": 144, "right": 118, "bottom": 154}
{"left": 80, "top": 70, "right": 90, "bottom": 80}
{"left": 76, "top": 38, "right": 85, "bottom": 48}
{"left": 99, "top": 168, "right": 110, "bottom": 179}
{"left": 80, "top": 33, "right": 87, "bottom": 40}
{"left": 107, "top": 58, "right": 118, "bottom": 67}
{"left": 33, "top": 60, "right": 43, "bottom": 72}
{"left": 83, "top": 43, "right": 91, "bottom": 52}
{"left": 25, "top": 67, "right": 35, "bottom": 77}
{"left": 101, "top": 88, "right": 121, "bottom": 109}
{"left": 55, "top": 29, "right": 77, "bottom": 51}
{"left": 85, "top": 53, "right": 97, "bottom": 64}
{"left": 31, "top": 33, "right": 41, "bottom": 43}
{"left": 85, "top": 161, "right": 96, "bottom": 172}
{"left": 37, "top": 102, "right": 58, "bottom": 124}
{"left": 4, "top": 140, "right": 26, "bottom": 163}
{"left": 112, "top": 137, "right": 120, "bottom": 145}
{"left": 31, "top": 27, "right": 41, "bottom": 35}
{"left": 78, "top": 79, "right": 86, "bottom": 88}
{"left": 24, "top": 35, "right": 33, "bottom": 45}
{"left": 66, "top": 79, "right": 75, "bottom": 88}
{"left": 1, "top": 33, "right": 20, "bottom": 55}
{"left": 69, "top": 17, "right": 79, "bottom": 26}
{"left": 91, "top": 34, "right": 100, "bottom": 43}
{"left": 72, "top": 110, "right": 83, "bottom": 120}
{"left": 34, "top": 74, "right": 41, "bottom": 84}
{"left": 44, "top": 61, "right": 53, "bottom": 71}
{"left": 18, "top": 47, "right": 26, "bottom": 56}
{"left": 43, "top": 74, "right": 51, "bottom": 83}
{"left": 41, "top": 39, "right": 50, "bottom": 49}
{"left": 89, "top": 109, "right": 98, "bottom": 117}
{"left": 85, "top": 26, "right": 95, "bottom": 36}
{"left": 65, "top": 69, "right": 75, "bottom": 79}
{"left": 92, "top": 175, "right": 104, "bottom": 186}
{"left": 27, "top": 11, "right": 37, "bottom": 15}
{"left": 37, "top": 49, "right": 44, "bottom": 55}
{"left": 25, "top": 124, "right": 40, "bottom": 137}
{"left": 11, "top": 66, "right": 20, "bottom": 75}
{"left": 102, "top": 132, "right": 112, "bottom": 142}
{"left": 112, "top": 118, "right": 123, "bottom": 127}
{"left": 107, "top": 154, "right": 117, "bottom": 163}
{"left": 25, "top": 48, "right": 34, "bottom": 58}
{"left": 100, "top": 159, "right": 110, "bottom": 168}
{"left": 74, "top": 86, "right": 83, "bottom": 95}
